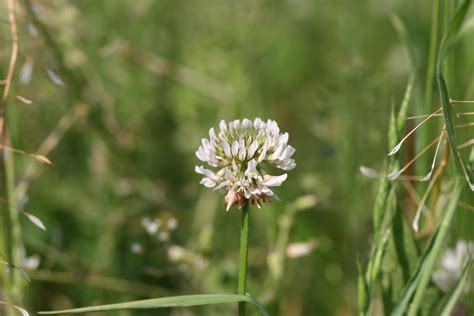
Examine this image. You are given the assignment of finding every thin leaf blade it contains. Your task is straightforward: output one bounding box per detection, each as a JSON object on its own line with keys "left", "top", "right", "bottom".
{"left": 38, "top": 294, "right": 268, "bottom": 316}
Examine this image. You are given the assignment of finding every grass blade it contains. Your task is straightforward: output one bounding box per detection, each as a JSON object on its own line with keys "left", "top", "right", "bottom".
{"left": 391, "top": 178, "right": 463, "bottom": 316}
{"left": 38, "top": 294, "right": 268, "bottom": 316}
{"left": 397, "top": 73, "right": 415, "bottom": 134}
{"left": 436, "top": 0, "right": 473, "bottom": 185}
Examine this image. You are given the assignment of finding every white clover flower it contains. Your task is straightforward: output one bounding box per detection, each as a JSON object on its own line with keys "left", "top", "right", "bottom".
{"left": 195, "top": 118, "right": 296, "bottom": 210}
{"left": 432, "top": 240, "right": 473, "bottom": 293}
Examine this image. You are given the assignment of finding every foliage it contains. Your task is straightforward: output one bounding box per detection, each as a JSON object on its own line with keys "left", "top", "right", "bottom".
{"left": 0, "top": 0, "right": 473, "bottom": 315}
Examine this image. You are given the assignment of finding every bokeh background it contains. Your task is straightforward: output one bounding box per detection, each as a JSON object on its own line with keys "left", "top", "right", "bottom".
{"left": 1, "top": 0, "right": 473, "bottom": 315}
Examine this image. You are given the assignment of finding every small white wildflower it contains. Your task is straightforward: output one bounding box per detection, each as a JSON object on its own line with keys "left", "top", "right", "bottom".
{"left": 23, "top": 255, "right": 41, "bottom": 270}
{"left": 167, "top": 218, "right": 178, "bottom": 230}
{"left": 195, "top": 118, "right": 296, "bottom": 210}
{"left": 131, "top": 242, "right": 143, "bottom": 254}
{"left": 141, "top": 217, "right": 160, "bottom": 235}
{"left": 432, "top": 240, "right": 474, "bottom": 292}
{"left": 167, "top": 245, "right": 185, "bottom": 261}
{"left": 286, "top": 240, "right": 316, "bottom": 258}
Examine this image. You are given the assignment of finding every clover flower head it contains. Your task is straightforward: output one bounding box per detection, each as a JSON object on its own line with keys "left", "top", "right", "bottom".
{"left": 195, "top": 118, "right": 296, "bottom": 210}
{"left": 432, "top": 240, "right": 474, "bottom": 293}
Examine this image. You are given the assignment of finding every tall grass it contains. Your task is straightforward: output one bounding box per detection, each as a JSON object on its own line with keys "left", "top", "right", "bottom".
{"left": 359, "top": 0, "right": 473, "bottom": 314}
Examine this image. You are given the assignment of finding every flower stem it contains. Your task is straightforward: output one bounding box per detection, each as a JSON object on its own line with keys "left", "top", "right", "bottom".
{"left": 237, "top": 202, "right": 249, "bottom": 316}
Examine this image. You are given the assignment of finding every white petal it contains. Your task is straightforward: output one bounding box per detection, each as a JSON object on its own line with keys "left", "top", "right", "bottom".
{"left": 242, "top": 118, "right": 252, "bottom": 127}
{"left": 219, "top": 120, "right": 227, "bottom": 132}
{"left": 201, "top": 138, "right": 210, "bottom": 153}
{"left": 280, "top": 145, "right": 296, "bottom": 160}
{"left": 254, "top": 117, "right": 262, "bottom": 128}
{"left": 238, "top": 139, "right": 246, "bottom": 160}
{"left": 268, "top": 144, "right": 284, "bottom": 160}
{"left": 279, "top": 132, "right": 289, "bottom": 145}
{"left": 224, "top": 167, "right": 237, "bottom": 181}
{"left": 232, "top": 119, "right": 240, "bottom": 129}
{"left": 261, "top": 186, "right": 273, "bottom": 195}
{"left": 281, "top": 159, "right": 296, "bottom": 170}
{"left": 222, "top": 141, "right": 232, "bottom": 157}
{"left": 196, "top": 147, "right": 208, "bottom": 162}
{"left": 195, "top": 165, "right": 219, "bottom": 181}
{"left": 245, "top": 159, "right": 258, "bottom": 178}
{"left": 258, "top": 145, "right": 268, "bottom": 162}
{"left": 209, "top": 127, "right": 216, "bottom": 140}
{"left": 249, "top": 186, "right": 261, "bottom": 195}
{"left": 231, "top": 140, "right": 239, "bottom": 157}
{"left": 215, "top": 181, "right": 229, "bottom": 190}
{"left": 261, "top": 174, "right": 287, "bottom": 187}
{"left": 200, "top": 178, "right": 216, "bottom": 188}
{"left": 247, "top": 140, "right": 259, "bottom": 158}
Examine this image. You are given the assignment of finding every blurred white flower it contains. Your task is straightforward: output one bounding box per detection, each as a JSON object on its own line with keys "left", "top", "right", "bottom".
{"left": 23, "top": 254, "right": 41, "bottom": 270}
{"left": 141, "top": 217, "right": 160, "bottom": 235}
{"left": 432, "top": 240, "right": 473, "bottom": 292}
{"left": 167, "top": 217, "right": 178, "bottom": 230}
{"left": 286, "top": 240, "right": 317, "bottom": 258}
{"left": 195, "top": 118, "right": 296, "bottom": 210}
{"left": 167, "top": 245, "right": 186, "bottom": 261}
{"left": 131, "top": 242, "right": 143, "bottom": 254}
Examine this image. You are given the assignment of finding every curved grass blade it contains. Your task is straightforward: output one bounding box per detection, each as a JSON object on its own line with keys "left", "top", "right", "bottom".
{"left": 440, "top": 261, "right": 472, "bottom": 316}
{"left": 38, "top": 294, "right": 268, "bottom": 316}
{"left": 397, "top": 73, "right": 415, "bottom": 134}
{"left": 436, "top": 0, "right": 473, "bottom": 187}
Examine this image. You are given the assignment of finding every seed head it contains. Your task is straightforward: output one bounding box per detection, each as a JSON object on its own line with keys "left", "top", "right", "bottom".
{"left": 195, "top": 118, "right": 296, "bottom": 210}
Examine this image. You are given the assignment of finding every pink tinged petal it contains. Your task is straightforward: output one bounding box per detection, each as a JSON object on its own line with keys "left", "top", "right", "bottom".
{"left": 231, "top": 140, "right": 239, "bottom": 157}
{"left": 200, "top": 178, "right": 216, "bottom": 188}
{"left": 261, "top": 174, "right": 287, "bottom": 187}
{"left": 238, "top": 139, "right": 246, "bottom": 160}
{"left": 280, "top": 145, "right": 296, "bottom": 160}
{"left": 268, "top": 144, "right": 284, "bottom": 160}
{"left": 247, "top": 140, "right": 259, "bottom": 158}
{"left": 242, "top": 118, "right": 252, "bottom": 127}
{"left": 225, "top": 190, "right": 238, "bottom": 211}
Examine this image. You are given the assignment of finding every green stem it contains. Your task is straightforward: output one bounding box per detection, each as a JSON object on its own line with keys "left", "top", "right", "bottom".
{"left": 237, "top": 203, "right": 249, "bottom": 316}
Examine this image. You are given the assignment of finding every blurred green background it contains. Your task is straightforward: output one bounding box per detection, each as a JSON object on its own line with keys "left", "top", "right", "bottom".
{"left": 1, "top": 0, "right": 472, "bottom": 315}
